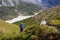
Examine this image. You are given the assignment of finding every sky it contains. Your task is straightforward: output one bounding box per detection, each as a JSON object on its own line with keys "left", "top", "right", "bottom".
{"left": 41, "top": 0, "right": 60, "bottom": 7}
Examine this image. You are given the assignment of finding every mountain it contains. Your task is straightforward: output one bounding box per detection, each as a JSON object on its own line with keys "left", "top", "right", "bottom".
{"left": 13, "top": 5, "right": 60, "bottom": 40}
{"left": 0, "top": 0, "right": 60, "bottom": 40}
{"left": 0, "top": 20, "right": 59, "bottom": 40}
{"left": 14, "top": 5, "right": 60, "bottom": 27}
{"left": 14, "top": 5, "right": 60, "bottom": 40}
{"left": 0, "top": 20, "right": 20, "bottom": 40}
{"left": 0, "top": 5, "right": 60, "bottom": 40}
{"left": 14, "top": 6, "right": 60, "bottom": 30}
{"left": 1, "top": 0, "right": 60, "bottom": 7}
{"left": 0, "top": 0, "right": 41, "bottom": 6}
{"left": 0, "top": 0, "right": 42, "bottom": 20}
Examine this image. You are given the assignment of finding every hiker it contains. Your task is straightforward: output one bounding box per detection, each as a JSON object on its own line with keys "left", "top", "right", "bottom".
{"left": 20, "top": 22, "right": 24, "bottom": 32}
{"left": 40, "top": 20, "right": 47, "bottom": 26}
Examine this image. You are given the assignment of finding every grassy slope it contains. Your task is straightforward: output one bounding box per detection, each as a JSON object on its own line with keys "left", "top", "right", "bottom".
{"left": 14, "top": 5, "right": 60, "bottom": 28}
{"left": 19, "top": 25, "right": 59, "bottom": 40}
{"left": 0, "top": 20, "right": 20, "bottom": 39}
{"left": 13, "top": 5, "right": 60, "bottom": 40}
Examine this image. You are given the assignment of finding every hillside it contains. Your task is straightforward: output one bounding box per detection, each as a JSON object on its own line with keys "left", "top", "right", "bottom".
{"left": 0, "top": 5, "right": 60, "bottom": 40}
{"left": 0, "top": 6, "right": 18, "bottom": 20}
{"left": 1, "top": 0, "right": 60, "bottom": 20}
{"left": 0, "top": 0, "right": 60, "bottom": 40}
{"left": 0, "top": 1, "right": 41, "bottom": 20}
{"left": 0, "top": 20, "right": 20, "bottom": 40}
{"left": 14, "top": 5, "right": 60, "bottom": 27}
{"left": 18, "top": 25, "right": 60, "bottom": 40}
{"left": 1, "top": 0, "right": 60, "bottom": 8}
{"left": 13, "top": 5, "right": 60, "bottom": 40}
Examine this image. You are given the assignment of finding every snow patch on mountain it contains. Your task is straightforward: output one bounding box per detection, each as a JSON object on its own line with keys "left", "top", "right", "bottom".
{"left": 5, "top": 16, "right": 32, "bottom": 23}
{"left": 5, "top": 12, "right": 39, "bottom": 24}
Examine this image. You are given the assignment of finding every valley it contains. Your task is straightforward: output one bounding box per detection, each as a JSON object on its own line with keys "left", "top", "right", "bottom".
{"left": 0, "top": 0, "right": 60, "bottom": 40}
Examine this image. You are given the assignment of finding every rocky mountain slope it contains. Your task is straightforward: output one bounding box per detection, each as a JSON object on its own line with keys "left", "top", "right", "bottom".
{"left": 0, "top": 0, "right": 60, "bottom": 20}
{"left": 0, "top": 20, "right": 59, "bottom": 40}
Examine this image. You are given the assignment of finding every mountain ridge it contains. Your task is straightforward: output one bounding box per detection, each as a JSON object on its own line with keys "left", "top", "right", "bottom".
{"left": 0, "top": 0, "right": 60, "bottom": 8}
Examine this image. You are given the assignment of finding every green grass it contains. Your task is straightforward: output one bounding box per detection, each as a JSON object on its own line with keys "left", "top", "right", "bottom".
{"left": 48, "top": 19, "right": 60, "bottom": 26}
{"left": 0, "top": 20, "right": 20, "bottom": 40}
{"left": 48, "top": 19, "right": 60, "bottom": 31}
{"left": 19, "top": 25, "right": 58, "bottom": 40}
{"left": 13, "top": 5, "right": 60, "bottom": 40}
{"left": 0, "top": 5, "right": 60, "bottom": 40}
{"left": 0, "top": 2, "right": 41, "bottom": 20}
